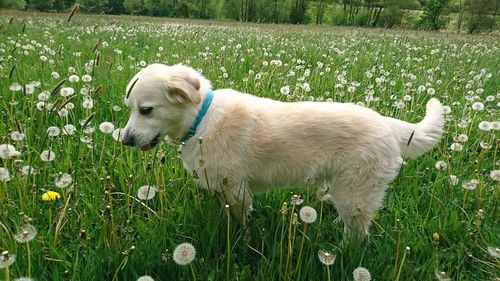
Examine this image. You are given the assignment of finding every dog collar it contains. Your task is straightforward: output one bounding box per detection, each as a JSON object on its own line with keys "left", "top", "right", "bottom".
{"left": 181, "top": 89, "right": 214, "bottom": 143}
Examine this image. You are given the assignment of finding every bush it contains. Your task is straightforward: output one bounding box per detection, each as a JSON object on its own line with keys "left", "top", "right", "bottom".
{"left": 468, "top": 16, "right": 496, "bottom": 33}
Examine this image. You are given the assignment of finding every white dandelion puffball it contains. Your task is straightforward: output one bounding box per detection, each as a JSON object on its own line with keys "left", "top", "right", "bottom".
{"left": 435, "top": 160, "right": 447, "bottom": 170}
{"left": 137, "top": 185, "right": 158, "bottom": 200}
{"left": 24, "top": 84, "right": 35, "bottom": 94}
{"left": 51, "top": 71, "right": 60, "bottom": 79}
{"left": 40, "top": 150, "right": 56, "bottom": 162}
{"left": 60, "top": 87, "right": 75, "bottom": 97}
{"left": 99, "top": 122, "right": 115, "bottom": 134}
{"left": 487, "top": 246, "right": 500, "bottom": 258}
{"left": 478, "top": 121, "right": 492, "bottom": 131}
{"left": 137, "top": 276, "right": 155, "bottom": 281}
{"left": 280, "top": 86, "right": 290, "bottom": 95}
{"left": 63, "top": 124, "right": 76, "bottom": 135}
{"left": 471, "top": 102, "right": 484, "bottom": 111}
{"left": 0, "top": 251, "right": 16, "bottom": 268}
{"left": 299, "top": 206, "right": 317, "bottom": 224}
{"left": 318, "top": 250, "right": 336, "bottom": 266}
{"left": 68, "top": 74, "right": 80, "bottom": 83}
{"left": 55, "top": 173, "right": 73, "bottom": 188}
{"left": 0, "top": 144, "right": 18, "bottom": 159}
{"left": 21, "top": 166, "right": 36, "bottom": 176}
{"left": 457, "top": 134, "right": 468, "bottom": 142}
{"left": 173, "top": 242, "right": 196, "bottom": 265}
{"left": 10, "top": 131, "right": 25, "bottom": 141}
{"left": 47, "top": 126, "right": 60, "bottom": 137}
{"left": 353, "top": 267, "right": 371, "bottom": 281}
{"left": 82, "top": 74, "right": 92, "bottom": 83}
{"left": 9, "top": 82, "right": 22, "bottom": 91}
{"left": 112, "top": 128, "right": 125, "bottom": 142}
{"left": 0, "top": 167, "right": 11, "bottom": 182}
{"left": 450, "top": 143, "right": 463, "bottom": 152}
{"left": 14, "top": 277, "right": 34, "bottom": 281}
{"left": 490, "top": 170, "right": 500, "bottom": 181}
{"left": 462, "top": 179, "right": 479, "bottom": 190}
{"left": 82, "top": 98, "right": 94, "bottom": 109}
{"left": 13, "top": 224, "right": 37, "bottom": 243}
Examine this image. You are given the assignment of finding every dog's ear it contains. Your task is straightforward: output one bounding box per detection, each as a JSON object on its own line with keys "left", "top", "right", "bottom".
{"left": 165, "top": 72, "right": 201, "bottom": 105}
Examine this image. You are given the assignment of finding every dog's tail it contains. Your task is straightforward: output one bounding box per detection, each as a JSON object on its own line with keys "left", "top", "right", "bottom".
{"left": 386, "top": 98, "right": 444, "bottom": 159}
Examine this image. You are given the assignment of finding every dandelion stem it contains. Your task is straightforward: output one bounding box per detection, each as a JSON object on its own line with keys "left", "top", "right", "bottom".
{"left": 395, "top": 246, "right": 407, "bottom": 281}
{"left": 190, "top": 263, "right": 197, "bottom": 281}
{"left": 326, "top": 265, "right": 331, "bottom": 281}
{"left": 27, "top": 241, "right": 32, "bottom": 277}
{"left": 295, "top": 224, "right": 307, "bottom": 279}
{"left": 226, "top": 206, "right": 231, "bottom": 280}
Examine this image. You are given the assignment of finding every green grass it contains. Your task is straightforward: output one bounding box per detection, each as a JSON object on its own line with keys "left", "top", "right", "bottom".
{"left": 0, "top": 12, "right": 499, "bottom": 281}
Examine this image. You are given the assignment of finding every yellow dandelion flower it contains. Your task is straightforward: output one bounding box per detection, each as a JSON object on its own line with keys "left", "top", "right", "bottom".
{"left": 42, "top": 191, "right": 61, "bottom": 201}
{"left": 433, "top": 232, "right": 440, "bottom": 242}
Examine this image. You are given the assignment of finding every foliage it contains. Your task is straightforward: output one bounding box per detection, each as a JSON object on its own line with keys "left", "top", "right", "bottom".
{"left": 418, "top": 0, "right": 450, "bottom": 30}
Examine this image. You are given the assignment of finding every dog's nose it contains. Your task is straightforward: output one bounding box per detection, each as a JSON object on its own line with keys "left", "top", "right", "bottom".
{"left": 122, "top": 133, "right": 136, "bottom": 147}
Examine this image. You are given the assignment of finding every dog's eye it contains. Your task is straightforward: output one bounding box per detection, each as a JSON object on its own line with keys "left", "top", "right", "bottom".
{"left": 139, "top": 106, "right": 153, "bottom": 115}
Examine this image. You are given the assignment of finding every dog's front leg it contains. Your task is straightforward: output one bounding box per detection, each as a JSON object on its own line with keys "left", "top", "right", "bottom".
{"left": 220, "top": 180, "right": 253, "bottom": 225}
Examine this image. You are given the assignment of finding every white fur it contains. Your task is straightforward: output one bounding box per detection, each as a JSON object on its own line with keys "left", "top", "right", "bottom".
{"left": 123, "top": 64, "right": 444, "bottom": 237}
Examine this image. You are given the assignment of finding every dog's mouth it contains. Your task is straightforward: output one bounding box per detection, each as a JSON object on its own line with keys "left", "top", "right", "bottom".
{"left": 140, "top": 134, "right": 160, "bottom": 151}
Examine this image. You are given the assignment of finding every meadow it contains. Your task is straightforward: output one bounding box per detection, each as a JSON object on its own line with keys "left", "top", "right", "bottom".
{"left": 0, "top": 12, "right": 499, "bottom": 281}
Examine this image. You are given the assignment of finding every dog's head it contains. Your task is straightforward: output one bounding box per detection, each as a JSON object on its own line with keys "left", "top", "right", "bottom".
{"left": 122, "top": 64, "right": 211, "bottom": 151}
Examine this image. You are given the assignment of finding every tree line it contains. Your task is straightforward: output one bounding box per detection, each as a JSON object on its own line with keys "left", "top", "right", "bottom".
{"left": 1, "top": 0, "right": 498, "bottom": 33}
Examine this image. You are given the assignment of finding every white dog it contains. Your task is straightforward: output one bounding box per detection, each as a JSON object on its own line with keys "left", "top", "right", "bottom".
{"left": 122, "top": 63, "right": 444, "bottom": 237}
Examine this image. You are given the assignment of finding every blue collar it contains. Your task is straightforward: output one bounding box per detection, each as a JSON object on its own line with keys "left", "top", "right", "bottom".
{"left": 181, "top": 90, "right": 214, "bottom": 143}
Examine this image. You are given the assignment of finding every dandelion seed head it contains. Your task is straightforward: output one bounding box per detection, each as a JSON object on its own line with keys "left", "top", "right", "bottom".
{"left": 173, "top": 242, "right": 196, "bottom": 265}
{"left": 40, "top": 150, "right": 56, "bottom": 162}
{"left": 487, "top": 246, "right": 500, "bottom": 258}
{"left": 13, "top": 224, "right": 37, "bottom": 243}
{"left": 471, "top": 102, "right": 484, "bottom": 111}
{"left": 137, "top": 276, "right": 155, "bottom": 281}
{"left": 353, "top": 267, "right": 371, "bottom": 281}
{"left": 490, "top": 170, "right": 500, "bottom": 181}
{"left": 435, "top": 160, "right": 447, "bottom": 170}
{"left": 449, "top": 175, "right": 459, "bottom": 186}
{"left": 137, "top": 185, "right": 158, "bottom": 200}
{"left": 99, "top": 122, "right": 115, "bottom": 134}
{"left": 9, "top": 83, "right": 22, "bottom": 91}
{"left": 0, "top": 251, "right": 15, "bottom": 268}
{"left": 63, "top": 124, "right": 76, "bottom": 135}
{"left": 0, "top": 167, "right": 11, "bottom": 182}
{"left": 299, "top": 206, "right": 317, "bottom": 224}
{"left": 478, "top": 121, "right": 492, "bottom": 131}
{"left": 60, "top": 87, "right": 75, "bottom": 97}
{"left": 55, "top": 173, "right": 73, "bottom": 188}
{"left": 112, "top": 128, "right": 125, "bottom": 142}
{"left": 47, "top": 126, "right": 60, "bottom": 137}
{"left": 21, "top": 166, "right": 36, "bottom": 176}
{"left": 318, "top": 250, "right": 336, "bottom": 265}
{"left": 291, "top": 194, "right": 304, "bottom": 205}
{"left": 0, "top": 144, "right": 18, "bottom": 159}
{"left": 82, "top": 74, "right": 92, "bottom": 83}
{"left": 69, "top": 74, "right": 80, "bottom": 83}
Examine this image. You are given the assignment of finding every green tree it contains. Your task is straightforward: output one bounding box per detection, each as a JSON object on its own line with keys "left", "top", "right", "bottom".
{"left": 79, "top": 0, "right": 109, "bottom": 12}
{"left": 0, "top": 0, "right": 26, "bottom": 9}
{"left": 123, "top": 0, "right": 145, "bottom": 14}
{"left": 28, "top": 0, "right": 55, "bottom": 10}
{"left": 418, "top": 0, "right": 450, "bottom": 30}
{"left": 290, "top": 0, "right": 307, "bottom": 23}
{"left": 466, "top": 0, "right": 497, "bottom": 33}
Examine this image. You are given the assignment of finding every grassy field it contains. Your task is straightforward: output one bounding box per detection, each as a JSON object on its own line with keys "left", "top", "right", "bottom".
{"left": 0, "top": 12, "right": 499, "bottom": 281}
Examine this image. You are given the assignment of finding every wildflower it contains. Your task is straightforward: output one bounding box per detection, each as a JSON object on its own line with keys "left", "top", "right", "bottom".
{"left": 0, "top": 167, "right": 11, "bottom": 182}
{"left": 478, "top": 121, "right": 492, "bottom": 131}
{"left": 137, "top": 185, "right": 158, "bottom": 200}
{"left": 449, "top": 175, "right": 459, "bottom": 186}
{"left": 427, "top": 88, "right": 435, "bottom": 95}
{"left": 42, "top": 191, "right": 61, "bottom": 201}
{"left": 9, "top": 83, "right": 22, "bottom": 91}
{"left": 462, "top": 179, "right": 479, "bottom": 190}
{"left": 47, "top": 126, "right": 61, "bottom": 137}
{"left": 318, "top": 250, "right": 336, "bottom": 265}
{"left": 0, "top": 144, "right": 18, "bottom": 159}
{"left": 55, "top": 173, "right": 72, "bottom": 188}
{"left": 24, "top": 84, "right": 35, "bottom": 94}
{"left": 112, "top": 105, "right": 122, "bottom": 112}
{"left": 280, "top": 202, "right": 288, "bottom": 215}
{"left": 353, "top": 267, "right": 371, "bottom": 281}
{"left": 82, "top": 74, "right": 92, "bottom": 83}
{"left": 435, "top": 271, "right": 451, "bottom": 281}
{"left": 60, "top": 87, "right": 75, "bottom": 97}
{"left": 490, "top": 170, "right": 500, "bottom": 181}
{"left": 492, "top": 121, "right": 500, "bottom": 130}
{"left": 433, "top": 232, "right": 440, "bottom": 241}
{"left": 63, "top": 124, "right": 76, "bottom": 135}
{"left": 99, "top": 122, "right": 115, "bottom": 134}
{"left": 434, "top": 160, "right": 447, "bottom": 170}
{"left": 0, "top": 251, "right": 15, "bottom": 268}
{"left": 173, "top": 242, "right": 196, "bottom": 265}
{"left": 299, "top": 206, "right": 317, "bottom": 224}
{"left": 13, "top": 224, "right": 37, "bottom": 243}
{"left": 69, "top": 74, "right": 80, "bottom": 83}
{"left": 21, "top": 166, "right": 36, "bottom": 176}
{"left": 442, "top": 106, "right": 451, "bottom": 114}
{"left": 280, "top": 85, "right": 290, "bottom": 96}
{"left": 417, "top": 85, "right": 426, "bottom": 92}
{"left": 487, "top": 246, "right": 500, "bottom": 258}
{"left": 137, "top": 276, "right": 155, "bottom": 281}
{"left": 83, "top": 98, "right": 94, "bottom": 109}
{"left": 450, "top": 143, "right": 463, "bottom": 151}
{"left": 112, "top": 128, "right": 125, "bottom": 142}
{"left": 58, "top": 108, "right": 69, "bottom": 117}
{"left": 471, "top": 102, "right": 484, "bottom": 111}
{"left": 51, "top": 71, "right": 60, "bottom": 79}
{"left": 457, "top": 134, "right": 468, "bottom": 142}
{"left": 480, "top": 141, "right": 492, "bottom": 149}
{"left": 14, "top": 277, "right": 34, "bottom": 281}
{"left": 40, "top": 150, "right": 56, "bottom": 162}
{"left": 80, "top": 136, "right": 92, "bottom": 144}
{"left": 291, "top": 194, "right": 304, "bottom": 205}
